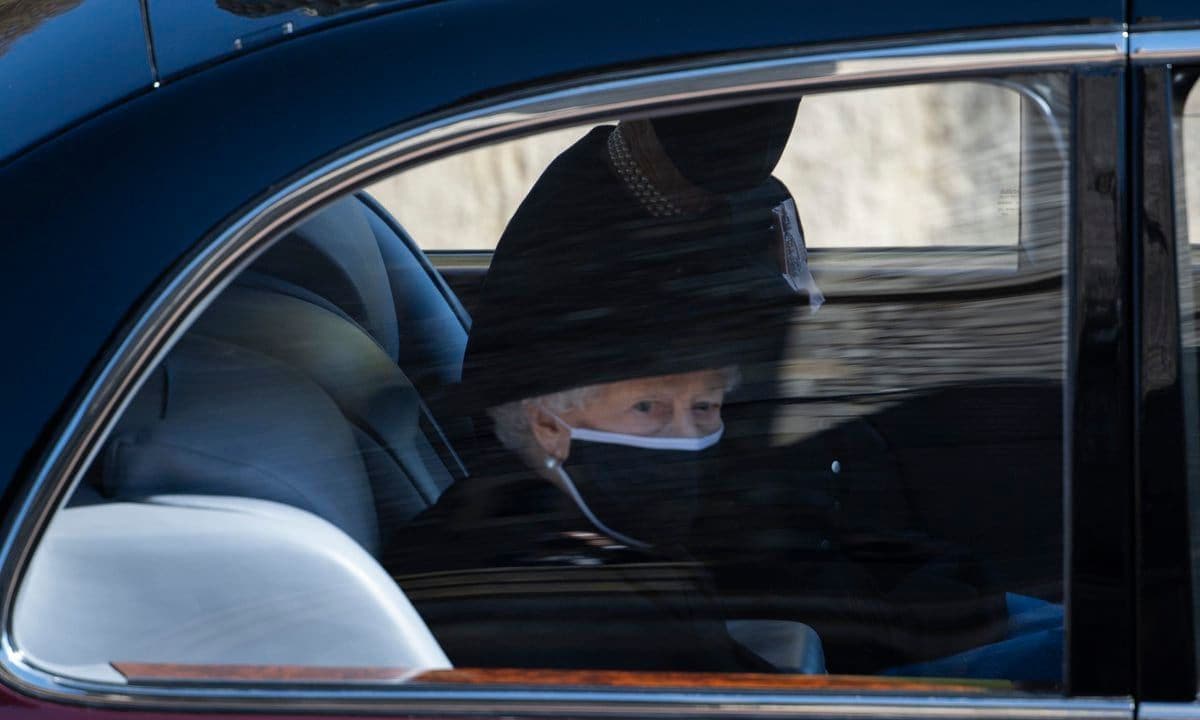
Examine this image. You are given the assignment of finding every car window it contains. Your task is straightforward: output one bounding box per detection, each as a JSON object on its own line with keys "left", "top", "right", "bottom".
{"left": 1172, "top": 71, "right": 1200, "bottom": 679}
{"left": 14, "top": 75, "right": 1071, "bottom": 695}
{"left": 373, "top": 82, "right": 1029, "bottom": 256}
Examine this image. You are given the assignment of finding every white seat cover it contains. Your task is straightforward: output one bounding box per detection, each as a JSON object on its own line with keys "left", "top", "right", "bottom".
{"left": 13, "top": 495, "right": 450, "bottom": 684}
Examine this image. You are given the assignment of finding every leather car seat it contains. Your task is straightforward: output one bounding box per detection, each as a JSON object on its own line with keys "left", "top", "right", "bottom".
{"left": 92, "top": 194, "right": 472, "bottom": 551}
{"left": 219, "top": 194, "right": 478, "bottom": 526}
{"left": 193, "top": 280, "right": 455, "bottom": 528}
{"left": 250, "top": 194, "right": 469, "bottom": 397}
{"left": 96, "top": 334, "right": 383, "bottom": 554}
{"left": 17, "top": 495, "right": 451, "bottom": 683}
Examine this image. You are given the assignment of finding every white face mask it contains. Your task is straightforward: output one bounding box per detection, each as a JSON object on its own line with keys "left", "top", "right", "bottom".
{"left": 550, "top": 414, "right": 724, "bottom": 451}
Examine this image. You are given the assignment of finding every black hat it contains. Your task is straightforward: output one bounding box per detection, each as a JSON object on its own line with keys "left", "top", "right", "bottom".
{"left": 650, "top": 101, "right": 800, "bottom": 194}
{"left": 462, "top": 101, "right": 813, "bottom": 410}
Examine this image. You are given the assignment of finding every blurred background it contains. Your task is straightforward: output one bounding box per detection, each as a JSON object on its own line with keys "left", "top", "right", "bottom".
{"left": 369, "top": 83, "right": 1021, "bottom": 251}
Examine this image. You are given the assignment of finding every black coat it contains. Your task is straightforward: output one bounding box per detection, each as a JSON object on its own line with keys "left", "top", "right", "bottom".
{"left": 383, "top": 453, "right": 775, "bottom": 673}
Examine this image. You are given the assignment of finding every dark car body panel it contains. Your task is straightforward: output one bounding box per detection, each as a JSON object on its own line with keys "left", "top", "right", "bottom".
{"left": 1132, "top": 0, "right": 1200, "bottom": 24}
{"left": 0, "top": 0, "right": 1125, "bottom": 170}
{"left": 143, "top": 0, "right": 1128, "bottom": 84}
{"left": 144, "top": 0, "right": 408, "bottom": 81}
{"left": 0, "top": 0, "right": 150, "bottom": 165}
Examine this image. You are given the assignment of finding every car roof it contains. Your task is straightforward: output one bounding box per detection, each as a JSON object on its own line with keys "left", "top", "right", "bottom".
{"left": 1133, "top": 0, "right": 1200, "bottom": 23}
{"left": 0, "top": 0, "right": 402, "bottom": 166}
{"left": 144, "top": 0, "right": 422, "bottom": 82}
{"left": 0, "top": 0, "right": 1131, "bottom": 168}
{"left": 0, "top": 0, "right": 151, "bottom": 166}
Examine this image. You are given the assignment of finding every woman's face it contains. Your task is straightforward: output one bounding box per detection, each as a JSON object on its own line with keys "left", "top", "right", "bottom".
{"left": 560, "top": 369, "right": 727, "bottom": 438}
{"left": 522, "top": 369, "right": 730, "bottom": 544}
{"left": 526, "top": 368, "right": 730, "bottom": 465}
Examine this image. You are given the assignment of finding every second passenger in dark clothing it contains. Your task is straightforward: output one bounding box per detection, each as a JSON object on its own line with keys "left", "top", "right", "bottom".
{"left": 387, "top": 437, "right": 782, "bottom": 672}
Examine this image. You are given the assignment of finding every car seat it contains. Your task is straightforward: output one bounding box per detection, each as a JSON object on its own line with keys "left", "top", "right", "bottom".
{"left": 187, "top": 195, "right": 473, "bottom": 531}
{"left": 90, "top": 194, "right": 473, "bottom": 548}
{"left": 250, "top": 193, "right": 469, "bottom": 397}
{"left": 94, "top": 334, "right": 385, "bottom": 553}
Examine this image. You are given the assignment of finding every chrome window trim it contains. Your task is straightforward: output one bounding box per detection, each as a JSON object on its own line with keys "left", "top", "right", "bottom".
{"left": 0, "top": 27, "right": 1125, "bottom": 712}
{"left": 1140, "top": 704, "right": 1200, "bottom": 720}
{"left": 0, "top": 689, "right": 1138, "bottom": 719}
{"left": 1132, "top": 29, "right": 1200, "bottom": 64}
{"left": 426, "top": 249, "right": 496, "bottom": 269}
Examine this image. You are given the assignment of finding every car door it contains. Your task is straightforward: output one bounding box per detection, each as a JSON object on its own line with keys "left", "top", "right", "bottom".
{"left": 0, "top": 3, "right": 1138, "bottom": 719}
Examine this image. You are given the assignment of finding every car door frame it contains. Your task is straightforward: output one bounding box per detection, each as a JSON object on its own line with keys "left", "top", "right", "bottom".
{"left": 0, "top": 24, "right": 1140, "bottom": 719}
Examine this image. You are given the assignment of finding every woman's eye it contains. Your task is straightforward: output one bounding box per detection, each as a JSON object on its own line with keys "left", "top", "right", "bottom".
{"left": 694, "top": 401, "right": 720, "bottom": 413}
{"left": 632, "top": 401, "right": 654, "bottom": 413}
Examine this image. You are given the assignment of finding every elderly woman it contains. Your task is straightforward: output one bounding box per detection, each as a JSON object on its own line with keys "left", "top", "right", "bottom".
{"left": 386, "top": 99, "right": 1025, "bottom": 678}
{"left": 384, "top": 101, "right": 821, "bottom": 672}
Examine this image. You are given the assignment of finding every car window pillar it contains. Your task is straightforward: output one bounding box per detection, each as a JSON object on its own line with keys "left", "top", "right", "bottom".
{"left": 1068, "top": 65, "right": 1138, "bottom": 698}
{"left": 1131, "top": 60, "right": 1197, "bottom": 702}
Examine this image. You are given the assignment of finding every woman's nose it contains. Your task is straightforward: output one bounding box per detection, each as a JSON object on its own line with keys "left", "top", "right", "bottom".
{"left": 666, "top": 403, "right": 703, "bottom": 437}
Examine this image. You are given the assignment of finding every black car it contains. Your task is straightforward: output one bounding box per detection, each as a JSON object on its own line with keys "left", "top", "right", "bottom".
{"left": 1, "top": 1, "right": 1199, "bottom": 719}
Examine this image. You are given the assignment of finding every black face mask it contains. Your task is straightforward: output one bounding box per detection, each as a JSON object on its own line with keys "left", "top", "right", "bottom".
{"left": 555, "top": 440, "right": 720, "bottom": 549}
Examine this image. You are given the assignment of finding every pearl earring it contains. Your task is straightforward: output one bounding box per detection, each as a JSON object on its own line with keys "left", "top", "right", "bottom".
{"left": 544, "top": 456, "right": 558, "bottom": 470}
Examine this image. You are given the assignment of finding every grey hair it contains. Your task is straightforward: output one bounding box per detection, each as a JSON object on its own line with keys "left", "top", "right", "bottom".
{"left": 487, "top": 366, "right": 741, "bottom": 461}
{"left": 488, "top": 386, "right": 598, "bottom": 461}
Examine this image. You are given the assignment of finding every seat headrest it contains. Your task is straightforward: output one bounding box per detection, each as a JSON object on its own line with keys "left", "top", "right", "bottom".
{"left": 253, "top": 196, "right": 401, "bottom": 360}
{"left": 251, "top": 194, "right": 468, "bottom": 397}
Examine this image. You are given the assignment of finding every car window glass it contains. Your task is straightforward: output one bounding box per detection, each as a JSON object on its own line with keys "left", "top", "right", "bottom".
{"left": 1172, "top": 74, "right": 1200, "bottom": 677}
{"left": 18, "top": 75, "right": 1070, "bottom": 695}
{"left": 1185, "top": 85, "right": 1200, "bottom": 256}
{"left": 373, "top": 82, "right": 1027, "bottom": 256}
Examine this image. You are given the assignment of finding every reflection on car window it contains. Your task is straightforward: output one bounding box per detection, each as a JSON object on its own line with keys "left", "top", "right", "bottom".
{"left": 19, "top": 76, "right": 1070, "bottom": 692}
{"left": 373, "top": 83, "right": 1030, "bottom": 255}
{"left": 1172, "top": 75, "right": 1200, "bottom": 682}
